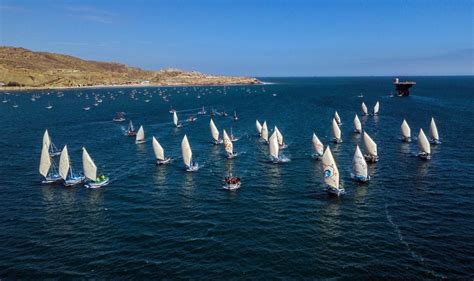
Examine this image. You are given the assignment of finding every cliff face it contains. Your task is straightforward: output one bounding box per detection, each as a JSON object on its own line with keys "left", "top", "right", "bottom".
{"left": 0, "top": 47, "right": 259, "bottom": 88}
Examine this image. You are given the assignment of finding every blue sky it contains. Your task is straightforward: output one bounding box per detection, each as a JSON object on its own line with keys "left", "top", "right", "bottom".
{"left": 0, "top": 0, "right": 472, "bottom": 76}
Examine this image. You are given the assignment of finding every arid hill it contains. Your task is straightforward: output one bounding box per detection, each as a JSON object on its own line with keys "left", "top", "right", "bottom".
{"left": 0, "top": 47, "right": 259, "bottom": 89}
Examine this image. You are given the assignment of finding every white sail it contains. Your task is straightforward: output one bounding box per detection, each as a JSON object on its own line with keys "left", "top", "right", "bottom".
{"left": 332, "top": 118, "right": 341, "bottom": 140}
{"left": 152, "top": 136, "right": 165, "bottom": 160}
{"left": 223, "top": 129, "right": 233, "bottom": 155}
{"left": 401, "top": 119, "right": 411, "bottom": 139}
{"left": 429, "top": 117, "right": 439, "bottom": 141}
{"left": 322, "top": 146, "right": 339, "bottom": 189}
{"left": 136, "top": 125, "right": 145, "bottom": 143}
{"left": 312, "top": 133, "right": 324, "bottom": 155}
{"left": 362, "top": 102, "right": 368, "bottom": 115}
{"left": 82, "top": 147, "right": 97, "bottom": 181}
{"left": 334, "top": 111, "right": 341, "bottom": 124}
{"left": 275, "top": 126, "right": 284, "bottom": 146}
{"left": 418, "top": 129, "right": 431, "bottom": 154}
{"left": 354, "top": 114, "right": 362, "bottom": 133}
{"left": 261, "top": 121, "right": 269, "bottom": 142}
{"left": 181, "top": 134, "right": 192, "bottom": 167}
{"left": 210, "top": 118, "right": 219, "bottom": 141}
{"left": 39, "top": 144, "right": 51, "bottom": 177}
{"left": 173, "top": 111, "right": 179, "bottom": 126}
{"left": 43, "top": 129, "right": 51, "bottom": 149}
{"left": 373, "top": 101, "right": 380, "bottom": 114}
{"left": 256, "top": 120, "right": 262, "bottom": 135}
{"left": 352, "top": 145, "right": 368, "bottom": 178}
{"left": 269, "top": 131, "right": 279, "bottom": 159}
{"left": 58, "top": 145, "right": 70, "bottom": 180}
{"left": 363, "top": 132, "right": 377, "bottom": 157}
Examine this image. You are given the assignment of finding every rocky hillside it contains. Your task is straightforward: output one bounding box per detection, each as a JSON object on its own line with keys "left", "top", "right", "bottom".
{"left": 0, "top": 47, "right": 259, "bottom": 88}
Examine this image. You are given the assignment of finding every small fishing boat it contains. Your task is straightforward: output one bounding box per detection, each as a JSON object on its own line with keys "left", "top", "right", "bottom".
{"left": 223, "top": 173, "right": 241, "bottom": 190}
{"left": 354, "top": 114, "right": 362, "bottom": 133}
{"left": 39, "top": 143, "right": 62, "bottom": 184}
{"left": 82, "top": 147, "right": 109, "bottom": 188}
{"left": 418, "top": 128, "right": 431, "bottom": 159}
{"left": 429, "top": 117, "right": 441, "bottom": 144}
{"left": 334, "top": 111, "right": 342, "bottom": 125}
{"left": 135, "top": 125, "right": 145, "bottom": 144}
{"left": 312, "top": 133, "right": 324, "bottom": 159}
{"left": 198, "top": 106, "right": 207, "bottom": 115}
{"left": 12, "top": 102, "right": 19, "bottom": 108}
{"left": 351, "top": 145, "right": 370, "bottom": 182}
{"left": 361, "top": 102, "right": 368, "bottom": 116}
{"left": 223, "top": 129, "right": 237, "bottom": 158}
{"left": 43, "top": 129, "right": 61, "bottom": 157}
{"left": 219, "top": 111, "right": 228, "bottom": 117}
{"left": 400, "top": 119, "right": 411, "bottom": 142}
{"left": 256, "top": 120, "right": 262, "bottom": 136}
{"left": 59, "top": 145, "right": 85, "bottom": 186}
{"left": 113, "top": 112, "right": 125, "bottom": 122}
{"left": 373, "top": 101, "right": 380, "bottom": 115}
{"left": 83, "top": 106, "right": 91, "bottom": 111}
{"left": 181, "top": 134, "right": 199, "bottom": 171}
{"left": 363, "top": 132, "right": 378, "bottom": 162}
{"left": 45, "top": 102, "right": 52, "bottom": 109}
{"left": 173, "top": 111, "right": 182, "bottom": 128}
{"left": 322, "top": 146, "right": 344, "bottom": 196}
{"left": 233, "top": 111, "right": 239, "bottom": 121}
{"left": 187, "top": 115, "right": 197, "bottom": 122}
{"left": 126, "top": 120, "right": 137, "bottom": 136}
{"left": 2, "top": 96, "right": 7, "bottom": 103}
{"left": 152, "top": 136, "right": 172, "bottom": 165}
{"left": 260, "top": 121, "right": 269, "bottom": 143}
{"left": 332, "top": 118, "right": 342, "bottom": 143}
{"left": 274, "top": 126, "right": 287, "bottom": 149}
{"left": 210, "top": 118, "right": 223, "bottom": 144}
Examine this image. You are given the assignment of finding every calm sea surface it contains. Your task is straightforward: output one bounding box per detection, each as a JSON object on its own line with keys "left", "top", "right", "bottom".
{"left": 0, "top": 77, "right": 473, "bottom": 279}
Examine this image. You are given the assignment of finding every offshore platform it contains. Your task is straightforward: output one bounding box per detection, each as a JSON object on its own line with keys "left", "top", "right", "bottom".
{"left": 393, "top": 78, "right": 416, "bottom": 96}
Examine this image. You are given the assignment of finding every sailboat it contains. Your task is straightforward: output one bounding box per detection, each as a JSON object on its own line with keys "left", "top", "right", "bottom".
{"left": 373, "top": 101, "right": 380, "bottom": 115}
{"left": 429, "top": 117, "right": 441, "bottom": 144}
{"left": 210, "top": 118, "right": 223, "bottom": 144}
{"left": 135, "top": 125, "right": 145, "bottom": 144}
{"left": 418, "top": 128, "right": 431, "bottom": 159}
{"left": 82, "top": 147, "right": 109, "bottom": 188}
{"left": 332, "top": 118, "right": 342, "bottom": 143}
{"left": 268, "top": 131, "right": 281, "bottom": 163}
{"left": 198, "top": 106, "right": 206, "bottom": 115}
{"left": 400, "top": 119, "right": 411, "bottom": 142}
{"left": 39, "top": 143, "right": 62, "bottom": 184}
{"left": 334, "top": 111, "right": 342, "bottom": 125}
{"left": 152, "top": 136, "right": 172, "bottom": 165}
{"left": 354, "top": 114, "right": 362, "bottom": 133}
{"left": 312, "top": 133, "right": 324, "bottom": 159}
{"left": 230, "top": 127, "right": 239, "bottom": 142}
{"left": 256, "top": 120, "right": 262, "bottom": 136}
{"left": 173, "top": 111, "right": 182, "bottom": 128}
{"left": 274, "top": 126, "right": 287, "bottom": 149}
{"left": 126, "top": 120, "right": 137, "bottom": 136}
{"left": 363, "top": 132, "right": 378, "bottom": 162}
{"left": 181, "top": 135, "right": 199, "bottom": 171}
{"left": 351, "top": 145, "right": 370, "bottom": 182}
{"left": 361, "top": 102, "right": 368, "bottom": 116}
{"left": 113, "top": 112, "right": 125, "bottom": 122}
{"left": 322, "top": 146, "right": 344, "bottom": 196}
{"left": 223, "top": 129, "right": 237, "bottom": 158}
{"left": 233, "top": 111, "right": 239, "bottom": 121}
{"left": 260, "top": 121, "right": 269, "bottom": 143}
{"left": 43, "top": 129, "right": 61, "bottom": 157}
{"left": 59, "top": 145, "right": 85, "bottom": 186}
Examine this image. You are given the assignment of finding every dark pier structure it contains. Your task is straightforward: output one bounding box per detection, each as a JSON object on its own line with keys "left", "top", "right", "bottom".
{"left": 393, "top": 78, "right": 416, "bottom": 96}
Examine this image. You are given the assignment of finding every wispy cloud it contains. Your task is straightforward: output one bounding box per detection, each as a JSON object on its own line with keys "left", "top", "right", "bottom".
{"left": 65, "top": 5, "right": 117, "bottom": 24}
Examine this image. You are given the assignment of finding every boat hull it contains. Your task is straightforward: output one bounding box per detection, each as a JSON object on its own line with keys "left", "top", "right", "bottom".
{"left": 64, "top": 176, "right": 85, "bottom": 187}
{"left": 86, "top": 178, "right": 110, "bottom": 188}
{"left": 326, "top": 186, "right": 345, "bottom": 196}
{"left": 186, "top": 164, "right": 199, "bottom": 172}
{"left": 223, "top": 182, "right": 241, "bottom": 190}
{"left": 156, "top": 158, "right": 172, "bottom": 165}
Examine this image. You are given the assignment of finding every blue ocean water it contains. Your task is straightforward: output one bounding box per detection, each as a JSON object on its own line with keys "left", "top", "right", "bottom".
{"left": 0, "top": 77, "right": 473, "bottom": 279}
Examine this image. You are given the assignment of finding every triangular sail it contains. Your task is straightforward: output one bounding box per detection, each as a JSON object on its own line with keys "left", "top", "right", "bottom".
{"left": 82, "top": 147, "right": 97, "bottom": 181}
{"left": 352, "top": 145, "right": 367, "bottom": 178}
{"left": 152, "top": 136, "right": 165, "bottom": 160}
{"left": 181, "top": 135, "right": 192, "bottom": 167}
{"left": 39, "top": 144, "right": 51, "bottom": 177}
{"left": 261, "top": 121, "right": 269, "bottom": 142}
{"left": 312, "top": 133, "right": 324, "bottom": 155}
{"left": 363, "top": 132, "right": 377, "bottom": 157}
{"left": 58, "top": 145, "right": 70, "bottom": 180}
{"left": 429, "top": 117, "right": 439, "bottom": 140}
{"left": 43, "top": 129, "right": 51, "bottom": 148}
{"left": 374, "top": 101, "right": 380, "bottom": 114}
{"left": 210, "top": 118, "right": 219, "bottom": 141}
{"left": 136, "top": 125, "right": 145, "bottom": 142}
{"left": 322, "top": 146, "right": 339, "bottom": 189}
{"left": 334, "top": 111, "right": 341, "bottom": 124}
{"left": 362, "top": 102, "right": 368, "bottom": 115}
{"left": 354, "top": 114, "right": 362, "bottom": 132}
{"left": 256, "top": 120, "right": 262, "bottom": 135}
{"left": 275, "top": 126, "right": 284, "bottom": 146}
{"left": 173, "top": 111, "right": 179, "bottom": 126}
{"left": 223, "top": 129, "right": 233, "bottom": 154}
{"left": 418, "top": 129, "right": 431, "bottom": 154}
{"left": 269, "top": 131, "right": 279, "bottom": 159}
{"left": 332, "top": 118, "right": 341, "bottom": 140}
{"left": 401, "top": 119, "right": 411, "bottom": 139}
